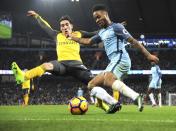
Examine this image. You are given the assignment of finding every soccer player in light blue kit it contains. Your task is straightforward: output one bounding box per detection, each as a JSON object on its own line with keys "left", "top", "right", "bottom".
{"left": 147, "top": 62, "right": 162, "bottom": 107}
{"left": 70, "top": 4, "right": 159, "bottom": 112}
{"left": 77, "top": 87, "right": 84, "bottom": 97}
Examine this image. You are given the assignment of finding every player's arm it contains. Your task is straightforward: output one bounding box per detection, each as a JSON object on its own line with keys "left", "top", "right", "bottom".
{"left": 70, "top": 37, "right": 92, "bottom": 45}
{"left": 115, "top": 23, "right": 159, "bottom": 63}
{"left": 70, "top": 33, "right": 101, "bottom": 45}
{"left": 80, "top": 30, "right": 98, "bottom": 38}
{"left": 27, "top": 10, "right": 58, "bottom": 39}
{"left": 127, "top": 37, "right": 159, "bottom": 63}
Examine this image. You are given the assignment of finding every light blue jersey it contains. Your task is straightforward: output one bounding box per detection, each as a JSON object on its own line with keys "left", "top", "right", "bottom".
{"left": 149, "top": 65, "right": 162, "bottom": 89}
{"left": 92, "top": 23, "right": 131, "bottom": 79}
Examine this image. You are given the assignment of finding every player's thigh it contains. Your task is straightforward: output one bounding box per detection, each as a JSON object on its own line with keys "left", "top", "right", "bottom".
{"left": 155, "top": 88, "right": 161, "bottom": 94}
{"left": 88, "top": 72, "right": 105, "bottom": 88}
{"left": 49, "top": 60, "right": 66, "bottom": 75}
{"left": 148, "top": 82, "right": 156, "bottom": 93}
{"left": 148, "top": 87, "right": 155, "bottom": 93}
{"left": 71, "top": 67, "right": 94, "bottom": 85}
{"left": 88, "top": 71, "right": 117, "bottom": 88}
{"left": 156, "top": 82, "right": 162, "bottom": 91}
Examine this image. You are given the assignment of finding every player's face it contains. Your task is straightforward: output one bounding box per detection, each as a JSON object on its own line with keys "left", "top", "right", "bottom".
{"left": 60, "top": 20, "right": 73, "bottom": 37}
{"left": 93, "top": 10, "right": 108, "bottom": 28}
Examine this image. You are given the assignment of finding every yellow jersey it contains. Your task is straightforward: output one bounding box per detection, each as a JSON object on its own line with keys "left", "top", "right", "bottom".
{"left": 36, "top": 15, "right": 83, "bottom": 62}
{"left": 56, "top": 31, "right": 82, "bottom": 61}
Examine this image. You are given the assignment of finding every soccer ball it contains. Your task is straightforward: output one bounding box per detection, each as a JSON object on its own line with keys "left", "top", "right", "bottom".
{"left": 68, "top": 96, "right": 88, "bottom": 115}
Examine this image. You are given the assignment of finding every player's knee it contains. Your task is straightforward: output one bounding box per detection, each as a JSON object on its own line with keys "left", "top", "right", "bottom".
{"left": 148, "top": 88, "right": 152, "bottom": 94}
{"left": 156, "top": 88, "right": 161, "bottom": 94}
{"left": 87, "top": 80, "right": 96, "bottom": 89}
{"left": 41, "top": 62, "right": 54, "bottom": 71}
{"left": 103, "top": 72, "right": 118, "bottom": 87}
{"left": 87, "top": 73, "right": 105, "bottom": 89}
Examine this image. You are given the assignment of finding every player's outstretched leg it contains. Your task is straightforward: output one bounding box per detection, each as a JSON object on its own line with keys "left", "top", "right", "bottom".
{"left": 95, "top": 99, "right": 121, "bottom": 114}
{"left": 106, "top": 101, "right": 122, "bottom": 114}
{"left": 11, "top": 62, "right": 25, "bottom": 84}
{"left": 134, "top": 94, "right": 144, "bottom": 112}
{"left": 90, "top": 86, "right": 121, "bottom": 114}
{"left": 95, "top": 99, "right": 110, "bottom": 112}
{"left": 112, "top": 80, "right": 144, "bottom": 112}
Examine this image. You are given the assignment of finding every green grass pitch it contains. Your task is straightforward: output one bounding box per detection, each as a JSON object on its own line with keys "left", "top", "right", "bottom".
{"left": 0, "top": 105, "right": 176, "bottom": 131}
{"left": 0, "top": 23, "right": 12, "bottom": 39}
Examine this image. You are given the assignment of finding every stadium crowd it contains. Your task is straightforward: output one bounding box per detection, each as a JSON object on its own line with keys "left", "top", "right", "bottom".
{"left": 1, "top": 49, "right": 176, "bottom": 70}
{"left": 0, "top": 49, "right": 176, "bottom": 105}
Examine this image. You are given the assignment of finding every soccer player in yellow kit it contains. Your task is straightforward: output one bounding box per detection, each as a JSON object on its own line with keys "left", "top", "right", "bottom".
{"left": 12, "top": 10, "right": 94, "bottom": 85}
{"left": 21, "top": 78, "right": 34, "bottom": 106}
{"left": 11, "top": 10, "right": 121, "bottom": 113}
{"left": 21, "top": 79, "right": 30, "bottom": 106}
{"left": 21, "top": 69, "right": 34, "bottom": 106}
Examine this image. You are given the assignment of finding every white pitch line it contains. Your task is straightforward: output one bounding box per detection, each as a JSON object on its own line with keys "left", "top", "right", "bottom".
{"left": 1, "top": 118, "right": 175, "bottom": 123}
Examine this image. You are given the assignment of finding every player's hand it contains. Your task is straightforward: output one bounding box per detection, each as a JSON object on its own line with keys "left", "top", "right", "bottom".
{"left": 67, "top": 33, "right": 75, "bottom": 40}
{"left": 147, "top": 54, "right": 159, "bottom": 63}
{"left": 27, "top": 10, "right": 38, "bottom": 17}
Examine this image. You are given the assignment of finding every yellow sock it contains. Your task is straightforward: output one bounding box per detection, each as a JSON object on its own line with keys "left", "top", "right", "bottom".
{"left": 95, "top": 99, "right": 109, "bottom": 112}
{"left": 25, "top": 66, "right": 45, "bottom": 80}
{"left": 22, "top": 80, "right": 30, "bottom": 88}
{"left": 95, "top": 98, "right": 102, "bottom": 107}
{"left": 113, "top": 90, "right": 120, "bottom": 101}
{"left": 102, "top": 102, "right": 110, "bottom": 111}
{"left": 23, "top": 94, "right": 29, "bottom": 106}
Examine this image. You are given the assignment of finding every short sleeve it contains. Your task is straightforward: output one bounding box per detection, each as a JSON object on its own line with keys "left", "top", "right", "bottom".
{"left": 113, "top": 23, "right": 132, "bottom": 40}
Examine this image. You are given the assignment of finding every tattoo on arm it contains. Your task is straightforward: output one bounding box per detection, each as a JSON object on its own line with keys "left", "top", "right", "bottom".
{"left": 128, "top": 37, "right": 150, "bottom": 58}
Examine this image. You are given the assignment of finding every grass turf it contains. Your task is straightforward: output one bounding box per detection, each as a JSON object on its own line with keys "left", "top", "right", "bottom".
{"left": 0, "top": 23, "right": 12, "bottom": 39}
{"left": 0, "top": 105, "right": 176, "bottom": 131}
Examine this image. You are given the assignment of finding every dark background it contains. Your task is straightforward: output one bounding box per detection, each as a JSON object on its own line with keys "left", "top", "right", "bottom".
{"left": 0, "top": 0, "right": 176, "bottom": 105}
{"left": 0, "top": 0, "right": 176, "bottom": 38}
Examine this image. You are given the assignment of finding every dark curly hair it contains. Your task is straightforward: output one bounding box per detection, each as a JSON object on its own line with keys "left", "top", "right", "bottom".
{"left": 59, "top": 15, "right": 73, "bottom": 24}
{"left": 92, "top": 4, "right": 108, "bottom": 13}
